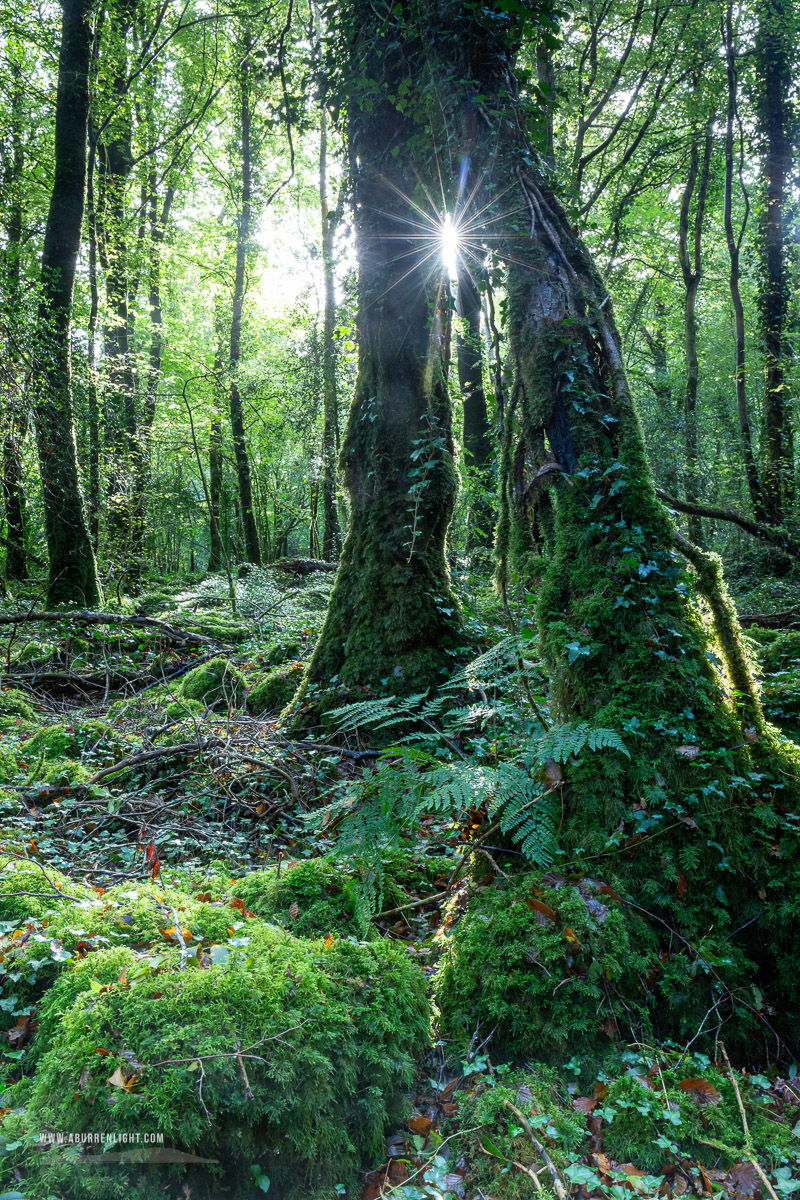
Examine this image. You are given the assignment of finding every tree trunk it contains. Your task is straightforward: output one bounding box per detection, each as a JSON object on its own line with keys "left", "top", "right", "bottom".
{"left": 229, "top": 52, "right": 261, "bottom": 566}
{"left": 319, "top": 107, "right": 342, "bottom": 562}
{"left": 756, "top": 0, "right": 794, "bottom": 523}
{"left": 300, "top": 0, "right": 460, "bottom": 703}
{"left": 723, "top": 3, "right": 763, "bottom": 520}
{"left": 129, "top": 180, "right": 174, "bottom": 586}
{"left": 677, "top": 101, "right": 714, "bottom": 545}
{"left": 33, "top": 0, "right": 101, "bottom": 608}
{"left": 3, "top": 56, "right": 28, "bottom": 581}
{"left": 97, "top": 0, "right": 137, "bottom": 574}
{"left": 86, "top": 130, "right": 101, "bottom": 549}
{"left": 455, "top": 265, "right": 493, "bottom": 548}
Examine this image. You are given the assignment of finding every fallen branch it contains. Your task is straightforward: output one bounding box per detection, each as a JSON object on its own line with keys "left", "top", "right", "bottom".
{"left": 87, "top": 740, "right": 223, "bottom": 785}
{"left": 0, "top": 610, "right": 233, "bottom": 649}
{"left": 656, "top": 489, "right": 800, "bottom": 557}
{"left": 371, "top": 888, "right": 451, "bottom": 921}
{"left": 502, "top": 1099, "right": 568, "bottom": 1200}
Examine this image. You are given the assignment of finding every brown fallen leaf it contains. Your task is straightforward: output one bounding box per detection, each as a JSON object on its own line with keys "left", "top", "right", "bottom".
{"left": 676, "top": 745, "right": 700, "bottom": 761}
{"left": 526, "top": 897, "right": 558, "bottom": 924}
{"left": 408, "top": 1115, "right": 432, "bottom": 1135}
{"left": 679, "top": 1078, "right": 722, "bottom": 1107}
{"left": 107, "top": 1065, "right": 129, "bottom": 1089}
{"left": 727, "top": 1161, "right": 760, "bottom": 1198}
{"left": 288, "top": 901, "right": 300, "bottom": 920}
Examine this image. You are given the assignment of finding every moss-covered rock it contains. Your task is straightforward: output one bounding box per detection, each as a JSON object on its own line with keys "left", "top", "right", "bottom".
{"left": 233, "top": 858, "right": 367, "bottom": 938}
{"left": 266, "top": 638, "right": 304, "bottom": 666}
{"left": 178, "top": 656, "right": 246, "bottom": 709}
{"left": 248, "top": 663, "right": 304, "bottom": 715}
{"left": 5, "top": 900, "right": 427, "bottom": 1200}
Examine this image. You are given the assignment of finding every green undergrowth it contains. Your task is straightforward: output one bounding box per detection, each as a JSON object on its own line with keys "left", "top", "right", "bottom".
{"left": 0, "top": 857, "right": 429, "bottom": 1200}
{"left": 450, "top": 1048, "right": 800, "bottom": 1199}
{"left": 748, "top": 627, "right": 800, "bottom": 737}
{"left": 248, "top": 662, "right": 305, "bottom": 715}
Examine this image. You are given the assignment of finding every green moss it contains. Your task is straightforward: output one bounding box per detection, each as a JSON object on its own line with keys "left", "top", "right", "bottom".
{"left": 233, "top": 858, "right": 368, "bottom": 938}
{"left": 0, "top": 743, "right": 21, "bottom": 784}
{"left": 9, "top": 909, "right": 427, "bottom": 1199}
{"left": 0, "top": 686, "right": 36, "bottom": 723}
{"left": 14, "top": 639, "right": 54, "bottom": 666}
{"left": 178, "top": 656, "right": 246, "bottom": 709}
{"left": 266, "top": 638, "right": 304, "bottom": 666}
{"left": 164, "top": 697, "right": 205, "bottom": 720}
{"left": 19, "top": 718, "right": 131, "bottom": 767}
{"left": 248, "top": 664, "right": 305, "bottom": 715}
{"left": 27, "top": 757, "right": 91, "bottom": 786}
{"left": 436, "top": 873, "right": 653, "bottom": 1066}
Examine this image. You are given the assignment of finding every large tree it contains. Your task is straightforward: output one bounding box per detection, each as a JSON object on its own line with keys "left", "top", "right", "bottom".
{"left": 33, "top": 0, "right": 101, "bottom": 607}
{"left": 300, "top": 0, "right": 461, "bottom": 703}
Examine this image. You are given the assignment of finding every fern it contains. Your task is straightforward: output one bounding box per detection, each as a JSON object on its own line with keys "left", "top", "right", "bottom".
{"left": 537, "top": 721, "right": 630, "bottom": 763}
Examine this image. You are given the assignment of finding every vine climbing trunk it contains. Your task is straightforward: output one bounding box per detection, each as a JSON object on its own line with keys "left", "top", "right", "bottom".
{"left": 299, "top": 0, "right": 461, "bottom": 706}
{"left": 33, "top": 0, "right": 101, "bottom": 608}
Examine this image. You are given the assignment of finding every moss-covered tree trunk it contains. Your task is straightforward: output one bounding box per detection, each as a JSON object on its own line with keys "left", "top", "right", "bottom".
{"left": 33, "top": 0, "right": 101, "bottom": 608}
{"left": 300, "top": 0, "right": 461, "bottom": 702}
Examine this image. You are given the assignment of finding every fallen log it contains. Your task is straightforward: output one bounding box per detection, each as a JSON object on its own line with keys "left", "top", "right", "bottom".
{"left": 738, "top": 608, "right": 800, "bottom": 630}
{"left": 0, "top": 610, "right": 233, "bottom": 649}
{"left": 271, "top": 558, "right": 338, "bottom": 575}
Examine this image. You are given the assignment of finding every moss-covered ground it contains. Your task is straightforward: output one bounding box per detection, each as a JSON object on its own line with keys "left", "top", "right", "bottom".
{"left": 1, "top": 566, "right": 799, "bottom": 1199}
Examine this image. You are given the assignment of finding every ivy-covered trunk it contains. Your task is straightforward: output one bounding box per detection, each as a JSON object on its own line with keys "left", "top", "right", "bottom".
{"left": 33, "top": 0, "right": 101, "bottom": 608}
{"left": 301, "top": 0, "right": 461, "bottom": 703}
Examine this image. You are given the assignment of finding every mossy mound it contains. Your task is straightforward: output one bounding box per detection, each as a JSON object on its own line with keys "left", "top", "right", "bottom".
{"left": 436, "top": 873, "right": 654, "bottom": 1066}
{"left": 0, "top": 686, "right": 36, "bottom": 725}
{"left": 19, "top": 718, "right": 132, "bottom": 773}
{"left": 6, "top": 914, "right": 427, "bottom": 1199}
{"left": 248, "top": 663, "right": 304, "bottom": 715}
{"left": 164, "top": 697, "right": 205, "bottom": 720}
{"left": 265, "top": 637, "right": 304, "bottom": 666}
{"left": 28, "top": 757, "right": 92, "bottom": 786}
{"left": 435, "top": 870, "right": 769, "bottom": 1068}
{"left": 233, "top": 858, "right": 367, "bottom": 938}
{"left": 13, "top": 639, "right": 54, "bottom": 666}
{"left": 178, "top": 656, "right": 246, "bottom": 709}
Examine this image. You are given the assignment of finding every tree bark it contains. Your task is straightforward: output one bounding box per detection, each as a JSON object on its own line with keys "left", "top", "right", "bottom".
{"left": 300, "top": 0, "right": 460, "bottom": 702}
{"left": 229, "top": 51, "right": 261, "bottom": 566}
{"left": 319, "top": 106, "right": 342, "bottom": 562}
{"left": 756, "top": 0, "right": 794, "bottom": 523}
{"left": 33, "top": 0, "right": 101, "bottom": 608}
{"left": 455, "top": 265, "right": 494, "bottom": 549}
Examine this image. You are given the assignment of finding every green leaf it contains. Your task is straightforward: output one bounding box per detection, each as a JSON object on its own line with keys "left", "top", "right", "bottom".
{"left": 481, "top": 1132, "right": 505, "bottom": 1158}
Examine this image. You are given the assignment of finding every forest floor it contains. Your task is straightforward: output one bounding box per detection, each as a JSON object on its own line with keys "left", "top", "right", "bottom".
{"left": 1, "top": 559, "right": 800, "bottom": 1200}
